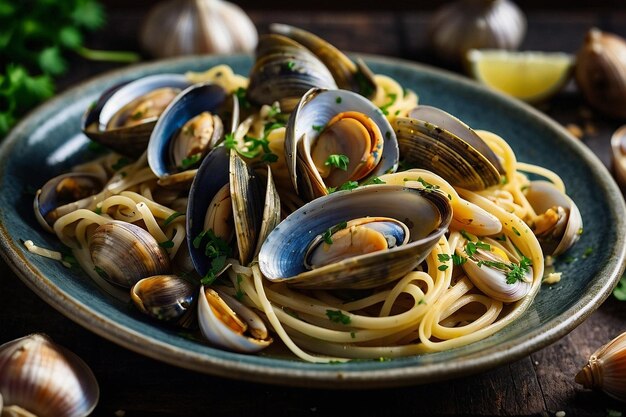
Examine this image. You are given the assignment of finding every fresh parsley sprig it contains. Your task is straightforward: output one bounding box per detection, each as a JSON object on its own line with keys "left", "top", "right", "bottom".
{"left": 0, "top": 0, "right": 140, "bottom": 138}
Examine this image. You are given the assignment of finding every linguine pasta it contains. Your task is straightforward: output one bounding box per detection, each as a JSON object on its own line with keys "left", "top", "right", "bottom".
{"left": 31, "top": 63, "right": 578, "bottom": 364}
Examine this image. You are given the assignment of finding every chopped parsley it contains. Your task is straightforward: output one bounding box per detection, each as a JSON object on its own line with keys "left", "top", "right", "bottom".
{"left": 284, "top": 60, "right": 296, "bottom": 70}
{"left": 163, "top": 211, "right": 184, "bottom": 226}
{"left": 312, "top": 124, "right": 325, "bottom": 132}
{"left": 452, "top": 254, "right": 467, "bottom": 265}
{"left": 379, "top": 93, "right": 397, "bottom": 116}
{"left": 326, "top": 309, "right": 351, "bottom": 324}
{"left": 234, "top": 87, "right": 251, "bottom": 110}
{"left": 335, "top": 96, "right": 342, "bottom": 104}
{"left": 322, "top": 221, "right": 348, "bottom": 245}
{"left": 193, "top": 229, "right": 232, "bottom": 285}
{"left": 179, "top": 153, "right": 202, "bottom": 170}
{"left": 437, "top": 253, "right": 450, "bottom": 262}
{"left": 438, "top": 264, "right": 448, "bottom": 271}
{"left": 93, "top": 206, "right": 102, "bottom": 215}
{"left": 324, "top": 154, "right": 349, "bottom": 171}
{"left": 416, "top": 177, "right": 440, "bottom": 192}
{"left": 582, "top": 247, "right": 593, "bottom": 259}
{"left": 158, "top": 240, "right": 174, "bottom": 249}
{"left": 361, "top": 176, "right": 386, "bottom": 186}
{"left": 327, "top": 181, "right": 359, "bottom": 194}
{"left": 512, "top": 227, "right": 521, "bottom": 236}
{"left": 476, "top": 256, "right": 533, "bottom": 284}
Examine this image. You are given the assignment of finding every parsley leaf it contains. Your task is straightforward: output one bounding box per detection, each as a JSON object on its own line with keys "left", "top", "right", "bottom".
{"left": 326, "top": 309, "right": 351, "bottom": 324}
{"left": 324, "top": 154, "right": 350, "bottom": 171}
{"left": 322, "top": 221, "right": 348, "bottom": 245}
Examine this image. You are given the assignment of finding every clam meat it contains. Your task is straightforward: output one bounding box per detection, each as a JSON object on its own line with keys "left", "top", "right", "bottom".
{"left": 259, "top": 184, "right": 452, "bottom": 290}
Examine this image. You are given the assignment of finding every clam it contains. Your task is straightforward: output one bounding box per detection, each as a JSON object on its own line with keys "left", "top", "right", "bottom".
{"left": 269, "top": 23, "right": 378, "bottom": 98}
{"left": 33, "top": 172, "right": 104, "bottom": 233}
{"left": 285, "top": 88, "right": 399, "bottom": 201}
{"left": 89, "top": 220, "right": 171, "bottom": 288}
{"left": 82, "top": 74, "right": 191, "bottom": 158}
{"left": 147, "top": 82, "right": 232, "bottom": 189}
{"left": 131, "top": 275, "right": 196, "bottom": 327}
{"left": 259, "top": 184, "right": 452, "bottom": 290}
{"left": 524, "top": 180, "right": 583, "bottom": 257}
{"left": 197, "top": 286, "right": 272, "bottom": 352}
{"left": 186, "top": 147, "right": 281, "bottom": 279}
{"left": 0, "top": 334, "right": 99, "bottom": 417}
{"left": 394, "top": 105, "right": 505, "bottom": 190}
{"left": 246, "top": 33, "right": 338, "bottom": 112}
{"left": 459, "top": 240, "right": 532, "bottom": 303}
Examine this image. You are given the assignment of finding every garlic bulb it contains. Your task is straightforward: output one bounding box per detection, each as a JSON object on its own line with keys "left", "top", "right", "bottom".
{"left": 574, "top": 28, "right": 626, "bottom": 120}
{"left": 576, "top": 331, "right": 626, "bottom": 402}
{"left": 428, "top": 0, "right": 526, "bottom": 65}
{"left": 140, "top": 0, "right": 258, "bottom": 58}
{"left": 611, "top": 125, "right": 626, "bottom": 189}
{"left": 0, "top": 334, "right": 99, "bottom": 417}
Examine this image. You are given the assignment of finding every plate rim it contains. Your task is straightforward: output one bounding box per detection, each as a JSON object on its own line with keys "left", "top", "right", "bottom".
{"left": 1, "top": 52, "right": 624, "bottom": 389}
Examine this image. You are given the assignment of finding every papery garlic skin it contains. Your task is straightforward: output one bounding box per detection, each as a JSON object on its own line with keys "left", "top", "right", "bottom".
{"left": 574, "top": 28, "right": 626, "bottom": 120}
{"left": 140, "top": 0, "right": 258, "bottom": 58}
{"left": 576, "top": 331, "right": 626, "bottom": 402}
{"left": 428, "top": 0, "right": 526, "bottom": 64}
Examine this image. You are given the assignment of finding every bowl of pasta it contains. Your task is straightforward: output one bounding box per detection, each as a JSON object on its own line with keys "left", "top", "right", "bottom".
{"left": 0, "top": 29, "right": 624, "bottom": 388}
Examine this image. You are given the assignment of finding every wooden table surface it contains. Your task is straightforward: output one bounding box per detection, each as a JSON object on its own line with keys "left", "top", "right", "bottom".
{"left": 3, "top": 7, "right": 626, "bottom": 417}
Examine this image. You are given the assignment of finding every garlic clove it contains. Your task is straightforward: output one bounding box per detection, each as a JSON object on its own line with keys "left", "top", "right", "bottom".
{"left": 576, "top": 331, "right": 626, "bottom": 402}
{"left": 574, "top": 28, "right": 626, "bottom": 120}
{"left": 428, "top": 0, "right": 527, "bottom": 65}
{"left": 140, "top": 0, "right": 258, "bottom": 59}
{"left": 0, "top": 334, "right": 99, "bottom": 417}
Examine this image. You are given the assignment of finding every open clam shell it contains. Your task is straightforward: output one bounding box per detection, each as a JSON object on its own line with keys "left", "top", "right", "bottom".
{"left": 394, "top": 106, "right": 503, "bottom": 190}
{"left": 247, "top": 34, "right": 337, "bottom": 112}
{"left": 186, "top": 147, "right": 280, "bottom": 277}
{"left": 0, "top": 334, "right": 99, "bottom": 417}
{"left": 147, "top": 82, "right": 229, "bottom": 187}
{"left": 33, "top": 172, "right": 104, "bottom": 233}
{"left": 269, "top": 23, "right": 378, "bottom": 98}
{"left": 197, "top": 286, "right": 272, "bottom": 353}
{"left": 285, "top": 88, "right": 399, "bottom": 201}
{"left": 258, "top": 185, "right": 452, "bottom": 290}
{"left": 83, "top": 74, "right": 191, "bottom": 158}
{"left": 524, "top": 180, "right": 583, "bottom": 257}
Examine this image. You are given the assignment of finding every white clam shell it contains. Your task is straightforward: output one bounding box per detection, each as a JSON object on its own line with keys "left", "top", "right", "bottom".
{"left": 0, "top": 334, "right": 99, "bottom": 417}
{"left": 576, "top": 331, "right": 626, "bottom": 402}
{"left": 460, "top": 250, "right": 532, "bottom": 303}
{"left": 524, "top": 180, "right": 583, "bottom": 257}
{"left": 197, "top": 286, "right": 272, "bottom": 353}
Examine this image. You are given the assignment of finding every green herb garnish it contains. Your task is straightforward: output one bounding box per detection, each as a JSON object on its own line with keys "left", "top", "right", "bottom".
{"left": 326, "top": 309, "right": 351, "bottom": 325}
{"left": 163, "top": 211, "right": 183, "bottom": 227}
{"left": 324, "top": 154, "right": 349, "bottom": 171}
{"left": 379, "top": 93, "right": 397, "bottom": 115}
{"left": 322, "top": 221, "right": 348, "bottom": 245}
{"left": 234, "top": 87, "right": 251, "bottom": 110}
{"left": 158, "top": 240, "right": 174, "bottom": 249}
{"left": 179, "top": 153, "right": 202, "bottom": 170}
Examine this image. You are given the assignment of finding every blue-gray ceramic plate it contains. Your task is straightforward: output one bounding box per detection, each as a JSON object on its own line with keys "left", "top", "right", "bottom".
{"left": 0, "top": 54, "right": 624, "bottom": 389}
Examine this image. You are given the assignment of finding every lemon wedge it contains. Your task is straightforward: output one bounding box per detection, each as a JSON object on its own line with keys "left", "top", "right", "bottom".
{"left": 466, "top": 49, "right": 574, "bottom": 103}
